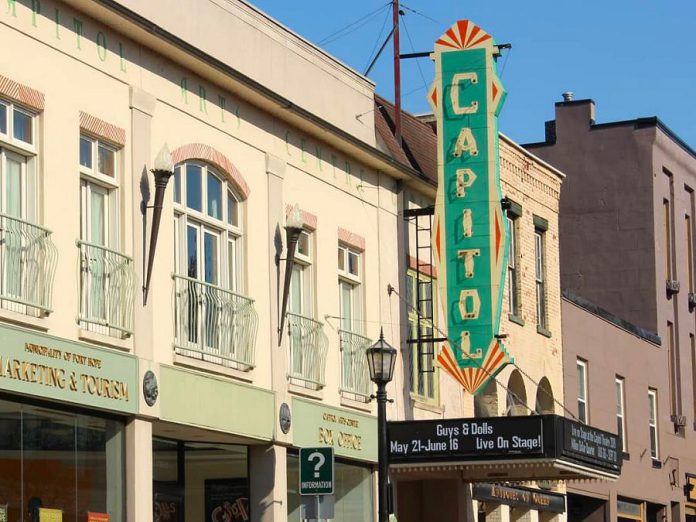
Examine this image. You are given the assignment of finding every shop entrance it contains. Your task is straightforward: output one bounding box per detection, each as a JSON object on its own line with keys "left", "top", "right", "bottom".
{"left": 152, "top": 437, "right": 249, "bottom": 522}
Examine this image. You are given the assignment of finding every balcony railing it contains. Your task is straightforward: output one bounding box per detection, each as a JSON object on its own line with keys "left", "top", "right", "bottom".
{"left": 0, "top": 213, "right": 57, "bottom": 316}
{"left": 287, "top": 312, "right": 329, "bottom": 390}
{"left": 339, "top": 329, "right": 372, "bottom": 401}
{"left": 173, "top": 274, "right": 258, "bottom": 370}
{"left": 78, "top": 241, "right": 136, "bottom": 336}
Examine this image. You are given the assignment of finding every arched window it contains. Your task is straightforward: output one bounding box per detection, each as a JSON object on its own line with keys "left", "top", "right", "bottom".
{"left": 474, "top": 378, "right": 498, "bottom": 417}
{"left": 505, "top": 370, "right": 528, "bottom": 416}
{"left": 173, "top": 161, "right": 243, "bottom": 291}
{"left": 535, "top": 377, "right": 555, "bottom": 414}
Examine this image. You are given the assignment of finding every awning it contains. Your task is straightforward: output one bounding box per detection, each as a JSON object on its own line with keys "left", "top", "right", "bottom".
{"left": 388, "top": 414, "right": 622, "bottom": 482}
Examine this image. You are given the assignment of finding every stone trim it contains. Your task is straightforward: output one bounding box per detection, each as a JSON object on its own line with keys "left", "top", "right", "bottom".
{"left": 79, "top": 111, "right": 126, "bottom": 147}
{"left": 0, "top": 74, "right": 45, "bottom": 111}
{"left": 337, "top": 227, "right": 365, "bottom": 251}
{"left": 285, "top": 205, "right": 317, "bottom": 230}
{"left": 172, "top": 143, "right": 250, "bottom": 199}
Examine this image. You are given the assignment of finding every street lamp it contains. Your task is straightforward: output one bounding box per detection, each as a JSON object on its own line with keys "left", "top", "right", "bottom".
{"left": 366, "top": 328, "right": 397, "bottom": 522}
{"left": 277, "top": 204, "right": 305, "bottom": 345}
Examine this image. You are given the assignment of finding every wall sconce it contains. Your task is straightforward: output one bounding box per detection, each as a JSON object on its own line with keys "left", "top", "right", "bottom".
{"left": 143, "top": 143, "right": 174, "bottom": 305}
{"left": 278, "top": 204, "right": 305, "bottom": 345}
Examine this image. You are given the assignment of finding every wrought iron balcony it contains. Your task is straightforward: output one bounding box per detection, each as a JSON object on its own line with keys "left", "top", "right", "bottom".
{"left": 287, "top": 312, "right": 328, "bottom": 390}
{"left": 78, "top": 241, "right": 136, "bottom": 336}
{"left": 173, "top": 274, "right": 258, "bottom": 370}
{"left": 339, "top": 329, "right": 372, "bottom": 401}
{"left": 0, "top": 213, "right": 57, "bottom": 316}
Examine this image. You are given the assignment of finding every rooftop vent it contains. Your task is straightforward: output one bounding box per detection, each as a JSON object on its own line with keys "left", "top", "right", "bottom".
{"left": 562, "top": 92, "right": 574, "bottom": 102}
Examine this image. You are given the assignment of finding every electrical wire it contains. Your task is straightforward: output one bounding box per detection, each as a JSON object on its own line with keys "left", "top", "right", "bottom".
{"left": 318, "top": 3, "right": 391, "bottom": 46}
{"left": 363, "top": 4, "right": 394, "bottom": 72}
{"left": 388, "top": 283, "right": 579, "bottom": 420}
{"left": 399, "top": 3, "right": 444, "bottom": 27}
{"left": 401, "top": 15, "right": 429, "bottom": 97}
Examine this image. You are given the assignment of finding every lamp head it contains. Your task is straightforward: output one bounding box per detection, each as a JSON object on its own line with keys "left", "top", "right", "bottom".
{"left": 366, "top": 328, "right": 397, "bottom": 386}
{"left": 153, "top": 143, "right": 174, "bottom": 173}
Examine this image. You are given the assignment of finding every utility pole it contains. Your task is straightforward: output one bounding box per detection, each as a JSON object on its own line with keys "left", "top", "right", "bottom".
{"left": 392, "top": 0, "right": 402, "bottom": 146}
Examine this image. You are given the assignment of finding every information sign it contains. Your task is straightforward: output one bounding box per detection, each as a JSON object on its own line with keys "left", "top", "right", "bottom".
{"left": 299, "top": 447, "right": 334, "bottom": 495}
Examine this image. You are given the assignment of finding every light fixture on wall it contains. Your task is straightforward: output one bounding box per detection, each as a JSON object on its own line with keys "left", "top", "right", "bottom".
{"left": 143, "top": 143, "right": 174, "bottom": 305}
{"left": 366, "top": 329, "right": 397, "bottom": 522}
{"left": 277, "top": 204, "right": 305, "bottom": 345}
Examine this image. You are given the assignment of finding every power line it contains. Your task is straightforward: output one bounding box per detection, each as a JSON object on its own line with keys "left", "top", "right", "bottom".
{"left": 363, "top": 4, "right": 394, "bottom": 72}
{"left": 399, "top": 3, "right": 444, "bottom": 27}
{"left": 401, "top": 15, "right": 429, "bottom": 97}
{"left": 318, "top": 2, "right": 391, "bottom": 46}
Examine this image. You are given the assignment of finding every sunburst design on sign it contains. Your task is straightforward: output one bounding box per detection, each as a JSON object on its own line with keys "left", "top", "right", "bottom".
{"left": 430, "top": 20, "right": 512, "bottom": 395}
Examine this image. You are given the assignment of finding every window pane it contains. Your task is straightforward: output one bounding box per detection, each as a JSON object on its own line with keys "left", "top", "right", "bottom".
{"left": 80, "top": 137, "right": 93, "bottom": 169}
{"left": 5, "top": 157, "right": 22, "bottom": 217}
{"left": 204, "top": 231, "right": 218, "bottom": 285}
{"left": 90, "top": 189, "right": 106, "bottom": 246}
{"left": 227, "top": 191, "right": 238, "bottom": 227}
{"left": 186, "top": 165, "right": 203, "bottom": 211}
{"left": 348, "top": 252, "right": 359, "bottom": 277}
{"left": 340, "top": 282, "right": 352, "bottom": 331}
{"left": 290, "top": 265, "right": 302, "bottom": 314}
{"left": 187, "top": 226, "right": 198, "bottom": 278}
{"left": 0, "top": 102, "right": 7, "bottom": 134}
{"left": 227, "top": 237, "right": 237, "bottom": 292}
{"left": 577, "top": 364, "right": 585, "bottom": 400}
{"left": 337, "top": 247, "right": 345, "bottom": 271}
{"left": 98, "top": 144, "right": 115, "bottom": 177}
{"left": 173, "top": 166, "right": 181, "bottom": 203}
{"left": 207, "top": 172, "right": 222, "bottom": 219}
{"left": 13, "top": 109, "right": 32, "bottom": 144}
{"left": 297, "top": 231, "right": 309, "bottom": 257}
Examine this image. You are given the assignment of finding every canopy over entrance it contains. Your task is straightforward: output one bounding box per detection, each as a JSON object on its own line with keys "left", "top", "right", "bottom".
{"left": 388, "top": 414, "right": 621, "bottom": 482}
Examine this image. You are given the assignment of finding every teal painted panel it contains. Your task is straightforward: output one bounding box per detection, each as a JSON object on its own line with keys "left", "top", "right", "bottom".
{"left": 0, "top": 323, "right": 138, "bottom": 413}
{"left": 292, "top": 398, "right": 377, "bottom": 463}
{"left": 159, "top": 365, "right": 274, "bottom": 441}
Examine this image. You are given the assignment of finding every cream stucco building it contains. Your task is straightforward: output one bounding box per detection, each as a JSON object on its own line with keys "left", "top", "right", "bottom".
{"left": 0, "top": 1, "right": 576, "bottom": 521}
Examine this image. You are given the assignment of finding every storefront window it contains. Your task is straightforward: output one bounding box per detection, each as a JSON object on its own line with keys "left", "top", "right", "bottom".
{"left": 287, "top": 453, "right": 373, "bottom": 522}
{"left": 0, "top": 397, "right": 124, "bottom": 522}
{"left": 153, "top": 438, "right": 249, "bottom": 522}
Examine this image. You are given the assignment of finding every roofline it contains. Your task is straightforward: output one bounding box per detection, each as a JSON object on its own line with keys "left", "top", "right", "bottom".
{"left": 86, "top": 0, "right": 435, "bottom": 194}
{"left": 562, "top": 289, "right": 661, "bottom": 346}
{"left": 500, "top": 133, "right": 565, "bottom": 180}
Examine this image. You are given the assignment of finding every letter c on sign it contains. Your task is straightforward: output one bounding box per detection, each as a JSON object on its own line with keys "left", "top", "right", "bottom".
{"left": 451, "top": 72, "right": 479, "bottom": 115}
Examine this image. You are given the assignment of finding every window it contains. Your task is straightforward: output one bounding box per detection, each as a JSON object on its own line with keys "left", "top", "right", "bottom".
{"left": 0, "top": 100, "right": 46, "bottom": 315}
{"left": 616, "top": 377, "right": 627, "bottom": 452}
{"left": 534, "top": 227, "right": 547, "bottom": 331}
{"left": 506, "top": 204, "right": 521, "bottom": 318}
{"left": 406, "top": 270, "right": 437, "bottom": 402}
{"left": 663, "top": 198, "right": 673, "bottom": 281}
{"left": 173, "top": 161, "right": 252, "bottom": 369}
{"left": 692, "top": 334, "right": 696, "bottom": 427}
{"left": 686, "top": 212, "right": 694, "bottom": 294}
{"left": 173, "top": 162, "right": 243, "bottom": 292}
{"left": 648, "top": 388, "right": 659, "bottom": 459}
{"left": 337, "top": 245, "right": 362, "bottom": 333}
{"left": 577, "top": 359, "right": 588, "bottom": 424}
{"left": 289, "top": 231, "right": 313, "bottom": 317}
{"left": 666, "top": 321, "right": 679, "bottom": 416}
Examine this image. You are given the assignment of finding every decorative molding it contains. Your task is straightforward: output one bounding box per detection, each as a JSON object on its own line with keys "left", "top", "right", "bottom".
{"left": 285, "top": 204, "right": 317, "bottom": 230}
{"left": 79, "top": 111, "right": 126, "bottom": 147}
{"left": 338, "top": 227, "right": 365, "bottom": 251}
{"left": 172, "top": 143, "right": 250, "bottom": 199}
{"left": 0, "top": 74, "right": 45, "bottom": 111}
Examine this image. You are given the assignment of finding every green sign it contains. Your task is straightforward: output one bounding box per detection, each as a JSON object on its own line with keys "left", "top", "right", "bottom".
{"left": 299, "top": 447, "right": 334, "bottom": 495}
{"left": 430, "top": 20, "right": 512, "bottom": 395}
{"left": 0, "top": 323, "right": 138, "bottom": 414}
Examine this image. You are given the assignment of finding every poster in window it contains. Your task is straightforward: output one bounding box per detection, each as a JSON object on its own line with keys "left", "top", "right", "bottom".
{"left": 87, "top": 513, "right": 110, "bottom": 522}
{"left": 204, "top": 478, "right": 249, "bottom": 522}
{"left": 153, "top": 482, "right": 183, "bottom": 522}
{"left": 38, "top": 508, "right": 62, "bottom": 522}
{"left": 0, "top": 504, "right": 6, "bottom": 522}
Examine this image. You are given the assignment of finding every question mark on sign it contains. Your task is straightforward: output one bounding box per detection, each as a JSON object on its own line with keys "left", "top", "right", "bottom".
{"left": 308, "top": 451, "right": 326, "bottom": 478}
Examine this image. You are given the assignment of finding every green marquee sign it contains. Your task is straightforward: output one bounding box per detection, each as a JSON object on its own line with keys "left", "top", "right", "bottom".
{"left": 429, "top": 21, "right": 512, "bottom": 395}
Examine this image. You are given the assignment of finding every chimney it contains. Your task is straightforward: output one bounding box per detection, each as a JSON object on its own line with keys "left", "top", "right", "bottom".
{"left": 553, "top": 95, "right": 596, "bottom": 141}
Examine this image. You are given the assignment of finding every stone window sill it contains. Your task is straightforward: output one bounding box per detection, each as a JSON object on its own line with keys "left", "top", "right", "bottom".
{"left": 78, "top": 328, "right": 132, "bottom": 352}
{"left": 537, "top": 325, "right": 552, "bottom": 338}
{"left": 0, "top": 308, "right": 49, "bottom": 332}
{"left": 340, "top": 395, "right": 372, "bottom": 413}
{"left": 508, "top": 313, "right": 525, "bottom": 327}
{"left": 288, "top": 382, "right": 324, "bottom": 400}
{"left": 173, "top": 353, "right": 254, "bottom": 383}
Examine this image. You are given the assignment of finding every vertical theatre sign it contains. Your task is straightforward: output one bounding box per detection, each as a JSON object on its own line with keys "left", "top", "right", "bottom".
{"left": 430, "top": 21, "right": 511, "bottom": 394}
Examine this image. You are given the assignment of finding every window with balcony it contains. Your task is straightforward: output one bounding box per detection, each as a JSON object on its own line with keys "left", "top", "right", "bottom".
{"left": 406, "top": 270, "right": 438, "bottom": 403}
{"left": 338, "top": 244, "right": 370, "bottom": 401}
{"left": 173, "top": 161, "right": 257, "bottom": 370}
{"left": 78, "top": 135, "right": 135, "bottom": 338}
{"left": 0, "top": 99, "right": 56, "bottom": 317}
{"left": 287, "top": 229, "right": 328, "bottom": 390}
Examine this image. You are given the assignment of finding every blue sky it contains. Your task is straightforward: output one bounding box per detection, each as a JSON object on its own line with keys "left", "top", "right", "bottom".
{"left": 250, "top": 0, "right": 696, "bottom": 147}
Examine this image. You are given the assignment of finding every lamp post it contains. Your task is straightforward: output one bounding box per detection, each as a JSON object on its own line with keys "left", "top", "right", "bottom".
{"left": 366, "top": 329, "right": 397, "bottom": 522}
